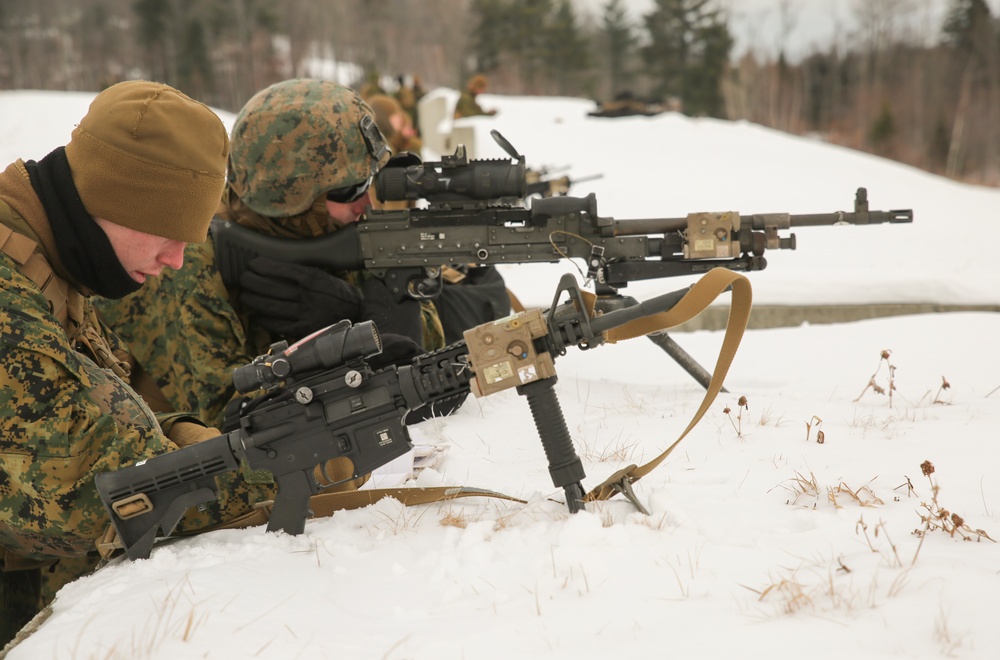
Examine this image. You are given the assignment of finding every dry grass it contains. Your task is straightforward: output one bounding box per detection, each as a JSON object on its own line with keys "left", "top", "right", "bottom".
{"left": 439, "top": 510, "right": 470, "bottom": 529}
{"left": 935, "top": 607, "right": 970, "bottom": 657}
{"left": 773, "top": 472, "right": 886, "bottom": 512}
{"left": 743, "top": 542, "right": 926, "bottom": 621}
{"left": 756, "top": 404, "right": 787, "bottom": 428}
{"left": 78, "top": 578, "right": 211, "bottom": 659}
{"left": 578, "top": 430, "right": 643, "bottom": 463}
{"left": 747, "top": 571, "right": 814, "bottom": 615}
{"left": 828, "top": 478, "right": 885, "bottom": 509}
{"left": 771, "top": 470, "right": 820, "bottom": 508}
{"left": 367, "top": 501, "right": 432, "bottom": 536}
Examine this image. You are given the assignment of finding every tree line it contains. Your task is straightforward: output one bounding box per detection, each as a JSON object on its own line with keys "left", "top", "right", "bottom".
{"left": 0, "top": 0, "right": 997, "bottom": 185}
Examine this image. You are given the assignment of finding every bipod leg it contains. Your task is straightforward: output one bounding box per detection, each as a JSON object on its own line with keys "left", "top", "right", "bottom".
{"left": 516, "top": 377, "right": 586, "bottom": 513}
{"left": 646, "top": 331, "right": 728, "bottom": 393}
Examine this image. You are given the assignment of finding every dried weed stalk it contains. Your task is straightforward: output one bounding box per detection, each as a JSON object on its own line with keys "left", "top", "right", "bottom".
{"left": 893, "top": 476, "right": 917, "bottom": 499}
{"left": 804, "top": 415, "right": 825, "bottom": 444}
{"left": 722, "top": 396, "right": 750, "bottom": 439}
{"left": 912, "top": 461, "right": 995, "bottom": 555}
{"left": 854, "top": 349, "right": 897, "bottom": 408}
{"left": 856, "top": 515, "right": 904, "bottom": 568}
{"left": 932, "top": 376, "right": 952, "bottom": 405}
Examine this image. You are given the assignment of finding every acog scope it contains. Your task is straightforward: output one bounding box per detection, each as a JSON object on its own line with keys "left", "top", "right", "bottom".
{"left": 232, "top": 320, "right": 382, "bottom": 393}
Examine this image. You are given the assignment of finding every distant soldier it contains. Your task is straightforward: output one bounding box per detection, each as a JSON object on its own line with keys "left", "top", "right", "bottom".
{"left": 394, "top": 73, "right": 423, "bottom": 136}
{"left": 360, "top": 70, "right": 387, "bottom": 101}
{"left": 0, "top": 81, "right": 277, "bottom": 646}
{"left": 368, "top": 93, "right": 423, "bottom": 157}
{"left": 454, "top": 73, "right": 498, "bottom": 119}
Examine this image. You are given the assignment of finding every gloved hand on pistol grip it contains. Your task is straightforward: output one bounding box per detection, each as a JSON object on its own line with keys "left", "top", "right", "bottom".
{"left": 314, "top": 456, "right": 370, "bottom": 493}
{"left": 368, "top": 332, "right": 423, "bottom": 370}
{"left": 169, "top": 421, "right": 221, "bottom": 448}
{"left": 239, "top": 257, "right": 363, "bottom": 339}
{"left": 359, "top": 276, "right": 424, "bottom": 347}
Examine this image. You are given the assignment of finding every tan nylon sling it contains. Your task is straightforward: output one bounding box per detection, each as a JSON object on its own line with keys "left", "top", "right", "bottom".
{"left": 584, "top": 268, "right": 752, "bottom": 503}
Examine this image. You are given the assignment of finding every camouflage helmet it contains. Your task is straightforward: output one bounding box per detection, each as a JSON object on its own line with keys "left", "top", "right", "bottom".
{"left": 228, "top": 79, "right": 390, "bottom": 217}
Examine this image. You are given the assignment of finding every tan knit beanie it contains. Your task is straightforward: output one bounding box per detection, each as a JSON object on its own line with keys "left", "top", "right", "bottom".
{"left": 64, "top": 80, "right": 229, "bottom": 243}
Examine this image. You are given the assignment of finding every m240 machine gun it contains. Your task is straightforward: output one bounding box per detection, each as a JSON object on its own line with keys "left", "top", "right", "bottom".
{"left": 211, "top": 130, "right": 912, "bottom": 389}
{"left": 214, "top": 129, "right": 912, "bottom": 298}
{"left": 96, "top": 269, "right": 750, "bottom": 560}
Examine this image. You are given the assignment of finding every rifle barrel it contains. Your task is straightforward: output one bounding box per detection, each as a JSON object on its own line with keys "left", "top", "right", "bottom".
{"left": 610, "top": 206, "right": 913, "bottom": 236}
{"left": 611, "top": 217, "right": 689, "bottom": 235}
{"left": 786, "top": 209, "right": 913, "bottom": 227}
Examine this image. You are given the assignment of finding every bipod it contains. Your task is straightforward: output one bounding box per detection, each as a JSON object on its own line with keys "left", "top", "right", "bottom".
{"left": 591, "top": 284, "right": 728, "bottom": 393}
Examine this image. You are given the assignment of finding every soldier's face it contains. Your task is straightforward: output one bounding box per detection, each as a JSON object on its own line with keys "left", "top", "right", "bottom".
{"left": 94, "top": 217, "right": 186, "bottom": 284}
{"left": 325, "top": 190, "right": 373, "bottom": 227}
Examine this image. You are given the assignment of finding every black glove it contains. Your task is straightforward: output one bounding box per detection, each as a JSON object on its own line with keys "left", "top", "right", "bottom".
{"left": 359, "top": 276, "right": 424, "bottom": 347}
{"left": 368, "top": 332, "right": 423, "bottom": 370}
{"left": 239, "top": 257, "right": 363, "bottom": 339}
{"left": 436, "top": 266, "right": 510, "bottom": 344}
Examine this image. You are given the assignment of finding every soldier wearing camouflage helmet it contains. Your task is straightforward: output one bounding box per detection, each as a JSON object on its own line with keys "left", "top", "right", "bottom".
{"left": 0, "top": 81, "right": 280, "bottom": 646}
{"left": 96, "top": 78, "right": 448, "bottom": 437}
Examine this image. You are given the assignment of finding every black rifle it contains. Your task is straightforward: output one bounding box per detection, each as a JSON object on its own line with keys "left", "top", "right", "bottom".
{"left": 95, "top": 275, "right": 692, "bottom": 561}
{"left": 525, "top": 167, "right": 603, "bottom": 198}
{"left": 211, "top": 131, "right": 912, "bottom": 389}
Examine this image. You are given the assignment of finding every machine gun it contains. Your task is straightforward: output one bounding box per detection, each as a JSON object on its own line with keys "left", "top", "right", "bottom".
{"left": 525, "top": 166, "right": 604, "bottom": 198}
{"left": 213, "top": 129, "right": 912, "bottom": 301}
{"left": 95, "top": 272, "right": 720, "bottom": 561}
{"left": 210, "top": 130, "right": 912, "bottom": 389}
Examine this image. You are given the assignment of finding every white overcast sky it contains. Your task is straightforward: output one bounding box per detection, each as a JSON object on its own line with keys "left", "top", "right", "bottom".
{"left": 572, "top": 0, "right": 1000, "bottom": 60}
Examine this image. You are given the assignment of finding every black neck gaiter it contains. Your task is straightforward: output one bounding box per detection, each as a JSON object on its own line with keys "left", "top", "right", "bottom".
{"left": 24, "top": 147, "right": 141, "bottom": 299}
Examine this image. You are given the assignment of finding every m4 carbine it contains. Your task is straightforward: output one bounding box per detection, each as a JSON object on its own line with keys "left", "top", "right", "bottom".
{"left": 95, "top": 272, "right": 731, "bottom": 561}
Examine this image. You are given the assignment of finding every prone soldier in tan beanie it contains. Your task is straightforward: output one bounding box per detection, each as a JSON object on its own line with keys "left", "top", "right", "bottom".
{"left": 0, "top": 81, "right": 279, "bottom": 648}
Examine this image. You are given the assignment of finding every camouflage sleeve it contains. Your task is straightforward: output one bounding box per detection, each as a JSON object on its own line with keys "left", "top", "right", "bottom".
{"left": 96, "top": 240, "right": 260, "bottom": 429}
{"left": 0, "top": 263, "right": 172, "bottom": 560}
{"left": 2, "top": 264, "right": 274, "bottom": 562}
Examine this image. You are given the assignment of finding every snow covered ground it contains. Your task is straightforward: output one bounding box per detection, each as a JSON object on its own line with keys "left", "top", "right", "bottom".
{"left": 1, "top": 87, "right": 999, "bottom": 659}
